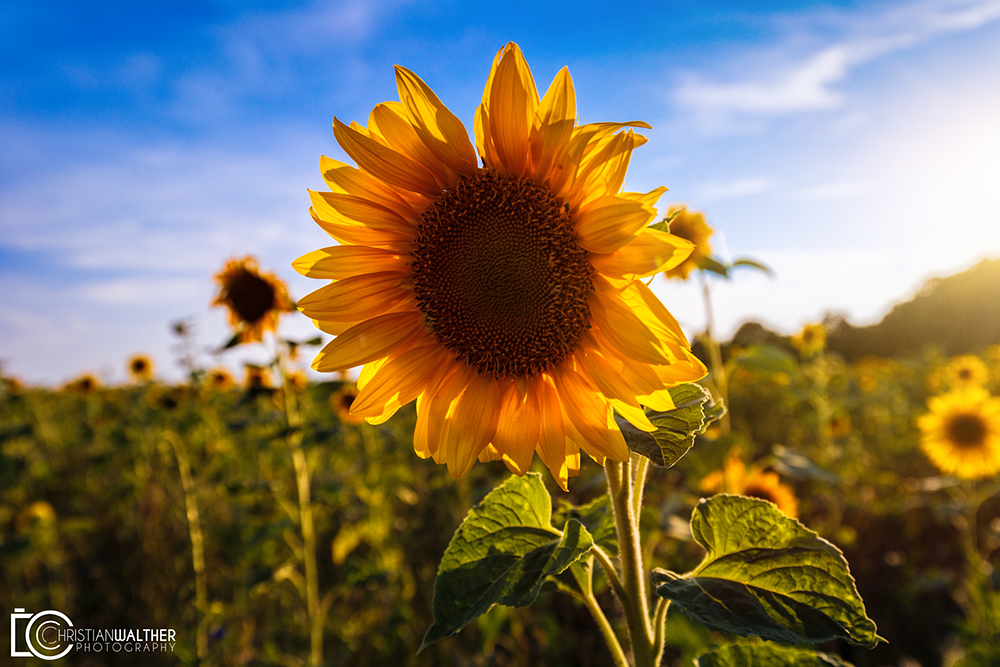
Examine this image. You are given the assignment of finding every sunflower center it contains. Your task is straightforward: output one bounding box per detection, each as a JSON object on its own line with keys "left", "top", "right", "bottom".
{"left": 948, "top": 414, "right": 988, "bottom": 447}
{"left": 411, "top": 169, "right": 593, "bottom": 378}
{"left": 226, "top": 270, "right": 276, "bottom": 324}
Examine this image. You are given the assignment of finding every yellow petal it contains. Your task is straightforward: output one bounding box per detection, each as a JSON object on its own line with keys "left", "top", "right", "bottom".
{"left": 491, "top": 377, "right": 541, "bottom": 475}
{"left": 530, "top": 66, "right": 576, "bottom": 183}
{"left": 484, "top": 42, "right": 539, "bottom": 177}
{"left": 535, "top": 374, "right": 569, "bottom": 487}
{"left": 308, "top": 206, "right": 411, "bottom": 249}
{"left": 351, "top": 343, "right": 449, "bottom": 419}
{"left": 292, "top": 245, "right": 407, "bottom": 280}
{"left": 588, "top": 278, "right": 669, "bottom": 365}
{"left": 590, "top": 227, "right": 694, "bottom": 280}
{"left": 553, "top": 368, "right": 630, "bottom": 461}
{"left": 395, "top": 66, "right": 479, "bottom": 177}
{"left": 312, "top": 311, "right": 425, "bottom": 373}
{"left": 333, "top": 117, "right": 442, "bottom": 196}
{"left": 297, "top": 272, "right": 410, "bottom": 322}
{"left": 570, "top": 130, "right": 642, "bottom": 208}
{"left": 575, "top": 193, "right": 658, "bottom": 254}
{"left": 442, "top": 371, "right": 502, "bottom": 478}
{"left": 309, "top": 190, "right": 416, "bottom": 238}
{"left": 319, "top": 155, "right": 419, "bottom": 221}
{"left": 369, "top": 102, "right": 451, "bottom": 187}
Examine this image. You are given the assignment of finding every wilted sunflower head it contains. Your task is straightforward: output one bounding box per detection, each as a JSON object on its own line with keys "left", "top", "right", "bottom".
{"left": 127, "top": 354, "right": 155, "bottom": 382}
{"left": 918, "top": 388, "right": 1000, "bottom": 479}
{"left": 212, "top": 256, "right": 294, "bottom": 344}
{"left": 791, "top": 323, "right": 826, "bottom": 357}
{"left": 294, "top": 42, "right": 706, "bottom": 488}
{"left": 662, "top": 205, "right": 713, "bottom": 280}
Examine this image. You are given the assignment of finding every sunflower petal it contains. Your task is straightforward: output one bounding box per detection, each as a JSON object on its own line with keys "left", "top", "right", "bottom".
{"left": 588, "top": 279, "right": 670, "bottom": 365}
{"left": 575, "top": 193, "right": 659, "bottom": 254}
{"left": 492, "top": 378, "right": 541, "bottom": 475}
{"left": 310, "top": 190, "right": 416, "bottom": 238}
{"left": 484, "top": 42, "right": 539, "bottom": 177}
{"left": 442, "top": 371, "right": 502, "bottom": 478}
{"left": 292, "top": 246, "right": 407, "bottom": 280}
{"left": 351, "top": 343, "right": 448, "bottom": 420}
{"left": 319, "top": 155, "right": 419, "bottom": 220}
{"left": 309, "top": 206, "right": 412, "bottom": 249}
{"left": 554, "top": 368, "right": 630, "bottom": 461}
{"left": 312, "top": 312, "right": 425, "bottom": 373}
{"left": 333, "top": 117, "right": 442, "bottom": 196}
{"left": 590, "top": 227, "right": 694, "bottom": 280}
{"left": 531, "top": 66, "right": 576, "bottom": 183}
{"left": 297, "top": 272, "right": 411, "bottom": 322}
{"left": 395, "top": 66, "right": 479, "bottom": 177}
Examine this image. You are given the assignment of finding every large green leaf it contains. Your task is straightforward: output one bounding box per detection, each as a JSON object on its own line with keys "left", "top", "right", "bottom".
{"left": 618, "top": 383, "right": 716, "bottom": 467}
{"left": 420, "top": 474, "right": 594, "bottom": 650}
{"left": 734, "top": 344, "right": 798, "bottom": 376}
{"left": 653, "top": 495, "right": 880, "bottom": 647}
{"left": 696, "top": 643, "right": 854, "bottom": 667}
{"left": 553, "top": 495, "right": 618, "bottom": 556}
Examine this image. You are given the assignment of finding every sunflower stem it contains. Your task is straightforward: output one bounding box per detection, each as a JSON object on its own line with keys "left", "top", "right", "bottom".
{"left": 605, "top": 457, "right": 659, "bottom": 667}
{"left": 699, "top": 271, "right": 730, "bottom": 433}
{"left": 276, "top": 344, "right": 323, "bottom": 667}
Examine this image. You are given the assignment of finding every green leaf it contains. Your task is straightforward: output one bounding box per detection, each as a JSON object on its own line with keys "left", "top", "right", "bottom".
{"left": 731, "top": 258, "right": 774, "bottom": 276}
{"left": 618, "top": 383, "right": 713, "bottom": 467}
{"left": 698, "top": 256, "right": 731, "bottom": 278}
{"left": 696, "top": 643, "right": 855, "bottom": 667}
{"left": 420, "top": 474, "right": 594, "bottom": 650}
{"left": 653, "top": 495, "right": 881, "bottom": 647}
{"left": 649, "top": 219, "right": 671, "bottom": 234}
{"left": 734, "top": 344, "right": 798, "bottom": 376}
{"left": 554, "top": 495, "right": 618, "bottom": 557}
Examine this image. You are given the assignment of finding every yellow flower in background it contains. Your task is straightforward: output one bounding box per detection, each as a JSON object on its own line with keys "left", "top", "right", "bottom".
{"left": 661, "top": 205, "right": 713, "bottom": 280}
{"left": 701, "top": 447, "right": 799, "bottom": 518}
{"left": 243, "top": 365, "right": 272, "bottom": 390}
{"left": 127, "top": 354, "right": 155, "bottom": 382}
{"left": 212, "top": 256, "right": 295, "bottom": 344}
{"left": 791, "top": 323, "right": 826, "bottom": 357}
{"left": 918, "top": 388, "right": 1000, "bottom": 479}
{"left": 330, "top": 384, "right": 364, "bottom": 424}
{"left": 294, "top": 42, "right": 705, "bottom": 488}
{"left": 66, "top": 373, "right": 101, "bottom": 395}
{"left": 206, "top": 367, "right": 235, "bottom": 391}
{"left": 941, "top": 355, "right": 989, "bottom": 389}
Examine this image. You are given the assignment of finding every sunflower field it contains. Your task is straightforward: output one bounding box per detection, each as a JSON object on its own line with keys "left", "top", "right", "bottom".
{"left": 4, "top": 41, "right": 1000, "bottom": 667}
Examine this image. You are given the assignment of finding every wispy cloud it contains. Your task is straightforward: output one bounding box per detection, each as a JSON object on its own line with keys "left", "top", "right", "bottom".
{"left": 674, "top": 0, "right": 1000, "bottom": 131}
{"left": 695, "top": 177, "right": 775, "bottom": 201}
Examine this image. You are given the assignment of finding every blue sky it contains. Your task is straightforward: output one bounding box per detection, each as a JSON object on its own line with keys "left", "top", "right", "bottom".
{"left": 3, "top": 0, "right": 1000, "bottom": 384}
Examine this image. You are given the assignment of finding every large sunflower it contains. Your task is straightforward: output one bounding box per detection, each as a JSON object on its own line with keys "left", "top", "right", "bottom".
{"left": 918, "top": 388, "right": 1000, "bottom": 479}
{"left": 294, "top": 43, "right": 706, "bottom": 489}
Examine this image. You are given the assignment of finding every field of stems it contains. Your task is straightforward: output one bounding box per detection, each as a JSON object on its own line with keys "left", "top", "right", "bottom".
{"left": 3, "top": 321, "right": 999, "bottom": 666}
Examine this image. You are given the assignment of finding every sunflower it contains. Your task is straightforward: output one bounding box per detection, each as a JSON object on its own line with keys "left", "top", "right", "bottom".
{"left": 700, "top": 447, "right": 799, "bottom": 518}
{"left": 212, "top": 256, "right": 295, "bottom": 344}
{"left": 661, "top": 205, "right": 713, "bottom": 280}
{"left": 65, "top": 373, "right": 101, "bottom": 395}
{"left": 294, "top": 42, "right": 705, "bottom": 488}
{"left": 941, "top": 355, "right": 990, "bottom": 389}
{"left": 791, "top": 323, "right": 826, "bottom": 358}
{"left": 244, "top": 365, "right": 273, "bottom": 390}
{"left": 206, "top": 367, "right": 236, "bottom": 391}
{"left": 917, "top": 388, "right": 1000, "bottom": 479}
{"left": 331, "top": 384, "right": 364, "bottom": 424}
{"left": 127, "top": 354, "right": 155, "bottom": 382}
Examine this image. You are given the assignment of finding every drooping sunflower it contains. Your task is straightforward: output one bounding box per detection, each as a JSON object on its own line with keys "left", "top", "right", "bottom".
{"left": 700, "top": 447, "right": 799, "bottom": 518}
{"left": 212, "top": 256, "right": 295, "bottom": 344}
{"left": 661, "top": 205, "right": 713, "bottom": 281}
{"left": 791, "top": 323, "right": 826, "bottom": 358}
{"left": 294, "top": 43, "right": 706, "bottom": 488}
{"left": 917, "top": 388, "right": 1000, "bottom": 479}
{"left": 65, "top": 373, "right": 101, "bottom": 395}
{"left": 243, "top": 365, "right": 273, "bottom": 390}
{"left": 127, "top": 354, "right": 155, "bottom": 382}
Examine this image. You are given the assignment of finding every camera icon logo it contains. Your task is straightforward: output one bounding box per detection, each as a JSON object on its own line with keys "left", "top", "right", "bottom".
{"left": 10, "top": 608, "right": 74, "bottom": 660}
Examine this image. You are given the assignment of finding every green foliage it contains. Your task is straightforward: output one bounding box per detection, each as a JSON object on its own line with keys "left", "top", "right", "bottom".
{"left": 618, "top": 383, "right": 719, "bottom": 467}
{"left": 695, "top": 643, "right": 855, "bottom": 666}
{"left": 653, "top": 495, "right": 880, "bottom": 648}
{"left": 733, "top": 344, "right": 798, "bottom": 376}
{"left": 421, "top": 474, "right": 594, "bottom": 649}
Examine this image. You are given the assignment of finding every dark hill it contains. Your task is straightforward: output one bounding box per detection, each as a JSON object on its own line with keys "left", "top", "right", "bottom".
{"left": 722, "top": 258, "right": 1000, "bottom": 361}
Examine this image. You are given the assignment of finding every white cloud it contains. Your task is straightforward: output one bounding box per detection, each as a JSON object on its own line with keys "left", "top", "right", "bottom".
{"left": 673, "top": 0, "right": 1000, "bottom": 131}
